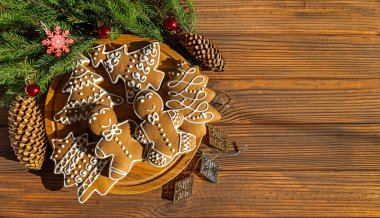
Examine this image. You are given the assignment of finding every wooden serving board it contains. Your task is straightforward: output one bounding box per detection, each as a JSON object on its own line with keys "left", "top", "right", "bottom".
{"left": 44, "top": 34, "right": 201, "bottom": 195}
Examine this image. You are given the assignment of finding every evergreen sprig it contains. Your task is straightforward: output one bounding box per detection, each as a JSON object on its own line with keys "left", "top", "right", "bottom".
{"left": 0, "top": 0, "right": 196, "bottom": 106}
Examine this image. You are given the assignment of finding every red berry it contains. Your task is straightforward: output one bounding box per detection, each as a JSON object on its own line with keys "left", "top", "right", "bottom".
{"left": 25, "top": 83, "right": 41, "bottom": 97}
{"left": 164, "top": 17, "right": 178, "bottom": 31}
{"left": 98, "top": 25, "right": 111, "bottom": 39}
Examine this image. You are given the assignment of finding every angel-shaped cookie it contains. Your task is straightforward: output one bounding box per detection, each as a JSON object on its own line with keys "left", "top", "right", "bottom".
{"left": 133, "top": 90, "right": 197, "bottom": 167}
{"left": 88, "top": 105, "right": 143, "bottom": 180}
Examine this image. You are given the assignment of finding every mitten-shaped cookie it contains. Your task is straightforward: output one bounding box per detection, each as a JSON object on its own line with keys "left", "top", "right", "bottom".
{"left": 89, "top": 105, "right": 143, "bottom": 180}
{"left": 133, "top": 90, "right": 197, "bottom": 167}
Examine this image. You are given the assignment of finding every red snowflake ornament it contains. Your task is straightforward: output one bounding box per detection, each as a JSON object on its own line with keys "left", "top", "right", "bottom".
{"left": 42, "top": 26, "right": 73, "bottom": 57}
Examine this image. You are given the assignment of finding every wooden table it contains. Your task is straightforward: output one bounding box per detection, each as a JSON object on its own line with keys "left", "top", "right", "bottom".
{"left": 1, "top": 1, "right": 380, "bottom": 217}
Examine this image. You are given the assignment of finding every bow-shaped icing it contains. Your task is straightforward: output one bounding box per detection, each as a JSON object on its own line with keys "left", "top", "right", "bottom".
{"left": 102, "top": 124, "right": 122, "bottom": 141}
{"left": 147, "top": 112, "right": 159, "bottom": 125}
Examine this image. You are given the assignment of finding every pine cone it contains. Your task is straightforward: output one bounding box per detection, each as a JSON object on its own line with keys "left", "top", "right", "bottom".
{"left": 8, "top": 96, "right": 47, "bottom": 170}
{"left": 177, "top": 32, "right": 225, "bottom": 72}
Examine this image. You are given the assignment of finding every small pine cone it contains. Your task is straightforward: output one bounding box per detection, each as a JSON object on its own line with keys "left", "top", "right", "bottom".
{"left": 8, "top": 96, "right": 47, "bottom": 170}
{"left": 177, "top": 32, "right": 225, "bottom": 72}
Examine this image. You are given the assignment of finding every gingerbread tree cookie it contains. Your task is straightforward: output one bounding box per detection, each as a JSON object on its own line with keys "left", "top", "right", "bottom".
{"left": 54, "top": 57, "right": 124, "bottom": 125}
{"left": 164, "top": 63, "right": 221, "bottom": 137}
{"left": 133, "top": 90, "right": 197, "bottom": 167}
{"left": 90, "top": 42, "right": 165, "bottom": 103}
{"left": 88, "top": 105, "right": 144, "bottom": 180}
{"left": 51, "top": 133, "right": 119, "bottom": 203}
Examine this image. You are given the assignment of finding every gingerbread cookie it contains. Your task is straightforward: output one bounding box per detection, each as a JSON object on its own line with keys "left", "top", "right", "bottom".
{"left": 89, "top": 105, "right": 144, "bottom": 180}
{"left": 54, "top": 57, "right": 124, "bottom": 125}
{"left": 90, "top": 42, "right": 165, "bottom": 103}
{"left": 133, "top": 90, "right": 197, "bottom": 167}
{"left": 164, "top": 63, "right": 221, "bottom": 137}
{"left": 51, "top": 133, "right": 118, "bottom": 203}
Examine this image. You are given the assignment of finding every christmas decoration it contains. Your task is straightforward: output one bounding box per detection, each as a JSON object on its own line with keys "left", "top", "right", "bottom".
{"left": 162, "top": 176, "right": 194, "bottom": 202}
{"left": 197, "top": 154, "right": 219, "bottom": 183}
{"left": 177, "top": 32, "right": 225, "bottom": 72}
{"left": 0, "top": 0, "right": 224, "bottom": 105}
{"left": 173, "top": 176, "right": 193, "bottom": 202}
{"left": 164, "top": 17, "right": 178, "bottom": 31}
{"left": 8, "top": 96, "right": 47, "bottom": 170}
{"left": 210, "top": 91, "right": 232, "bottom": 115}
{"left": 42, "top": 26, "right": 73, "bottom": 57}
{"left": 25, "top": 83, "right": 41, "bottom": 97}
{"left": 98, "top": 25, "right": 111, "bottom": 39}
{"left": 202, "top": 124, "right": 228, "bottom": 152}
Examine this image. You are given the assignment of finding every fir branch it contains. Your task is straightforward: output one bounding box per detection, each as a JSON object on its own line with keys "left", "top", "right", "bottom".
{"left": 0, "top": 32, "right": 44, "bottom": 61}
{"left": 0, "top": 62, "right": 35, "bottom": 81}
{"left": 35, "top": 38, "right": 96, "bottom": 93}
{"left": 0, "top": 0, "right": 198, "bottom": 105}
{"left": 184, "top": 0, "right": 197, "bottom": 32}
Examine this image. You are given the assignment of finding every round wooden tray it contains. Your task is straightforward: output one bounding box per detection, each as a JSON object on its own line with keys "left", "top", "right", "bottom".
{"left": 44, "top": 35, "right": 201, "bottom": 195}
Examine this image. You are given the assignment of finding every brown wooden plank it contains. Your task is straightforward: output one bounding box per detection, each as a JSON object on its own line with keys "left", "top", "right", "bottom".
{"left": 209, "top": 78, "right": 380, "bottom": 124}
{"left": 1, "top": 171, "right": 380, "bottom": 217}
{"left": 205, "top": 34, "right": 380, "bottom": 79}
{"left": 214, "top": 124, "right": 380, "bottom": 171}
{"left": 195, "top": 0, "right": 380, "bottom": 35}
{"left": 193, "top": 0, "right": 380, "bottom": 79}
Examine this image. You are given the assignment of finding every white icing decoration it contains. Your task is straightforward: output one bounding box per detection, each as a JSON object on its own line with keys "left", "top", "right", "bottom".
{"left": 101, "top": 124, "right": 122, "bottom": 141}
{"left": 147, "top": 112, "right": 159, "bottom": 125}
{"left": 133, "top": 90, "right": 196, "bottom": 168}
{"left": 166, "top": 67, "right": 215, "bottom": 124}
{"left": 51, "top": 133, "right": 120, "bottom": 204}
{"left": 54, "top": 56, "right": 124, "bottom": 125}
{"left": 90, "top": 42, "right": 165, "bottom": 104}
{"left": 94, "top": 120, "right": 143, "bottom": 180}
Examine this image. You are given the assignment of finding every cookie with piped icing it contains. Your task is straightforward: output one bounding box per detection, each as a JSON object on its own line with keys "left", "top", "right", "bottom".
{"left": 163, "top": 63, "right": 221, "bottom": 138}
{"left": 88, "top": 105, "right": 143, "bottom": 180}
{"left": 133, "top": 89, "right": 197, "bottom": 167}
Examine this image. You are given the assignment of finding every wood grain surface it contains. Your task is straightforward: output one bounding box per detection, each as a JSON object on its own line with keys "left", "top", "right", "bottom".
{"left": 1, "top": 0, "right": 380, "bottom": 217}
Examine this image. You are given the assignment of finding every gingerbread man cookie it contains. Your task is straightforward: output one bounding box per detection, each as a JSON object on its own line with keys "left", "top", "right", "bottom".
{"left": 133, "top": 90, "right": 197, "bottom": 167}
{"left": 88, "top": 105, "right": 144, "bottom": 180}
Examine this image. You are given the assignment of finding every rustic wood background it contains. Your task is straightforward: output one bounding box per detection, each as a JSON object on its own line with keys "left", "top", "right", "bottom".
{"left": 1, "top": 0, "right": 380, "bottom": 217}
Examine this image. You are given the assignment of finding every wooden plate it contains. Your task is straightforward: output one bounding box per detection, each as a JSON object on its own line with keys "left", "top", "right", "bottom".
{"left": 44, "top": 35, "right": 201, "bottom": 195}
